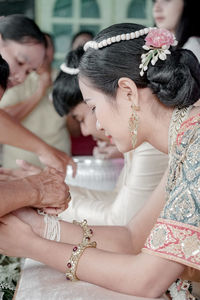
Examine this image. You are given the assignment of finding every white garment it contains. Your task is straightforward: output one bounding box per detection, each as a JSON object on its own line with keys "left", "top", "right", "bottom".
{"left": 61, "top": 142, "right": 168, "bottom": 225}
{"left": 183, "top": 36, "right": 200, "bottom": 63}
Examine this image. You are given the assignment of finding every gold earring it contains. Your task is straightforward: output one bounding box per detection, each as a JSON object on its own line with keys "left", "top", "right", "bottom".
{"left": 128, "top": 104, "right": 140, "bottom": 148}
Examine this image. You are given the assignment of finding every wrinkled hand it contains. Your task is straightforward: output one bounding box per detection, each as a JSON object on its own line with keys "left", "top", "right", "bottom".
{"left": 38, "top": 145, "right": 77, "bottom": 176}
{"left": 26, "top": 167, "right": 71, "bottom": 214}
{"left": 0, "top": 159, "right": 41, "bottom": 181}
{"left": 0, "top": 214, "right": 36, "bottom": 257}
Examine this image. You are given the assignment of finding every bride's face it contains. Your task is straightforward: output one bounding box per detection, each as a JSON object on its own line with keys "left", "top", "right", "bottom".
{"left": 79, "top": 78, "right": 133, "bottom": 153}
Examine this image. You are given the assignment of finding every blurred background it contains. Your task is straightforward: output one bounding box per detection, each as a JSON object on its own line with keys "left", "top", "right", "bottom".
{"left": 0, "top": 0, "right": 154, "bottom": 67}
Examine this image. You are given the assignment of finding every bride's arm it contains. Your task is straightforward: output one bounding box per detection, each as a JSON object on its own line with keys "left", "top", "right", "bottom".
{"left": 59, "top": 167, "right": 167, "bottom": 253}
{"left": 0, "top": 211, "right": 184, "bottom": 298}
{"left": 127, "top": 168, "right": 168, "bottom": 253}
{"left": 0, "top": 169, "right": 184, "bottom": 297}
{"left": 13, "top": 168, "right": 168, "bottom": 255}
{"left": 30, "top": 235, "right": 183, "bottom": 298}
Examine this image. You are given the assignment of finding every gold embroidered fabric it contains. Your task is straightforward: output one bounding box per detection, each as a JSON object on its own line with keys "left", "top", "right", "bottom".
{"left": 143, "top": 113, "right": 200, "bottom": 271}
{"left": 143, "top": 218, "right": 200, "bottom": 270}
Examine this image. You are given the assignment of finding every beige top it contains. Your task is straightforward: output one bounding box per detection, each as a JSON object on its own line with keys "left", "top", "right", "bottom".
{"left": 0, "top": 71, "right": 71, "bottom": 168}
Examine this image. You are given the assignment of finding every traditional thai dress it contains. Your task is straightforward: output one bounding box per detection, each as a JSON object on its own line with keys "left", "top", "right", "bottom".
{"left": 143, "top": 109, "right": 200, "bottom": 299}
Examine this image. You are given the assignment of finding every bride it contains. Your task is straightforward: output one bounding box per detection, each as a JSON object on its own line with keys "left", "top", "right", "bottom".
{"left": 0, "top": 23, "right": 200, "bottom": 299}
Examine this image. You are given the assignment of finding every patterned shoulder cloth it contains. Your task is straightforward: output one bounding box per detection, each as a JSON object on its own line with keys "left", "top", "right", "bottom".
{"left": 142, "top": 113, "right": 200, "bottom": 299}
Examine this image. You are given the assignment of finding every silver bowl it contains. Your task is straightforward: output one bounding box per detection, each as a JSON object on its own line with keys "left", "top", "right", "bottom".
{"left": 65, "top": 156, "right": 124, "bottom": 191}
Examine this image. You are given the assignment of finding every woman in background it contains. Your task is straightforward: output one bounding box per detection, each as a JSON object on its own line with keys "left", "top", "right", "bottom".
{"left": 153, "top": 0, "right": 200, "bottom": 62}
{"left": 0, "top": 33, "right": 71, "bottom": 169}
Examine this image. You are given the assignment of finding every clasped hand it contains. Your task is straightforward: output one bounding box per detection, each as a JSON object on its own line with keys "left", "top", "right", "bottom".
{"left": 0, "top": 160, "right": 72, "bottom": 214}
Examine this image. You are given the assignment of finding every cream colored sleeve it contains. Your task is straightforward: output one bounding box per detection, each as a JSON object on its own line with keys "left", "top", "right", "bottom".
{"left": 0, "top": 85, "right": 22, "bottom": 107}
{"left": 60, "top": 143, "right": 168, "bottom": 226}
{"left": 0, "top": 72, "right": 38, "bottom": 108}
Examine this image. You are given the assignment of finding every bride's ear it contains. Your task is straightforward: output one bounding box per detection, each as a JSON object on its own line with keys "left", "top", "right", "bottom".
{"left": 117, "top": 77, "right": 139, "bottom": 106}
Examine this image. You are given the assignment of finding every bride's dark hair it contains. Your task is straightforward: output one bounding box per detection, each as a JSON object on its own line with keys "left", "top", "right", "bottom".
{"left": 79, "top": 23, "right": 200, "bottom": 108}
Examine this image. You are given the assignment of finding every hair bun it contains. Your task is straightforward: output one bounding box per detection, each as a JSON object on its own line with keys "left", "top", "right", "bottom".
{"left": 147, "top": 49, "right": 200, "bottom": 108}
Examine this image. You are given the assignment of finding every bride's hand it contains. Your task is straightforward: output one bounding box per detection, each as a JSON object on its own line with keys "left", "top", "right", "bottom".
{"left": 0, "top": 214, "right": 39, "bottom": 258}
{"left": 12, "top": 207, "right": 44, "bottom": 237}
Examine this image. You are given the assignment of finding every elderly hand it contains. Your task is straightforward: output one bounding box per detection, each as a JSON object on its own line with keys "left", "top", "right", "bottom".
{"left": 26, "top": 167, "right": 71, "bottom": 214}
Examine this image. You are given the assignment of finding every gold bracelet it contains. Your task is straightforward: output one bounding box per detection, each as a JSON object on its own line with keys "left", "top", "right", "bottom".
{"left": 66, "top": 219, "right": 97, "bottom": 281}
{"left": 66, "top": 240, "right": 97, "bottom": 281}
{"left": 73, "top": 219, "right": 94, "bottom": 243}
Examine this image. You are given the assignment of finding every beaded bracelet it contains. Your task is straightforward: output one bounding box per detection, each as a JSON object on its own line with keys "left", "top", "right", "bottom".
{"left": 66, "top": 219, "right": 97, "bottom": 281}
{"left": 73, "top": 219, "right": 94, "bottom": 243}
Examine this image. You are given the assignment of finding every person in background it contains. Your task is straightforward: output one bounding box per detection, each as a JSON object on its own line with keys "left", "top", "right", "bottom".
{"left": 71, "top": 30, "right": 121, "bottom": 158}
{"left": 71, "top": 30, "right": 94, "bottom": 50}
{"left": 0, "top": 15, "right": 71, "bottom": 217}
{"left": 0, "top": 14, "right": 75, "bottom": 173}
{"left": 0, "top": 33, "right": 71, "bottom": 168}
{"left": 67, "top": 30, "right": 97, "bottom": 156}
{"left": 153, "top": 0, "right": 200, "bottom": 62}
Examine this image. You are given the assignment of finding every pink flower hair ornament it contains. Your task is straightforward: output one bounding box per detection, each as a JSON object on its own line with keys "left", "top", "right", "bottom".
{"left": 139, "top": 28, "right": 178, "bottom": 76}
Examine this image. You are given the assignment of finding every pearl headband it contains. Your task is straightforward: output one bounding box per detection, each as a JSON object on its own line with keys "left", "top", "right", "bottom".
{"left": 60, "top": 63, "right": 79, "bottom": 75}
{"left": 83, "top": 27, "right": 177, "bottom": 77}
{"left": 83, "top": 27, "right": 153, "bottom": 51}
